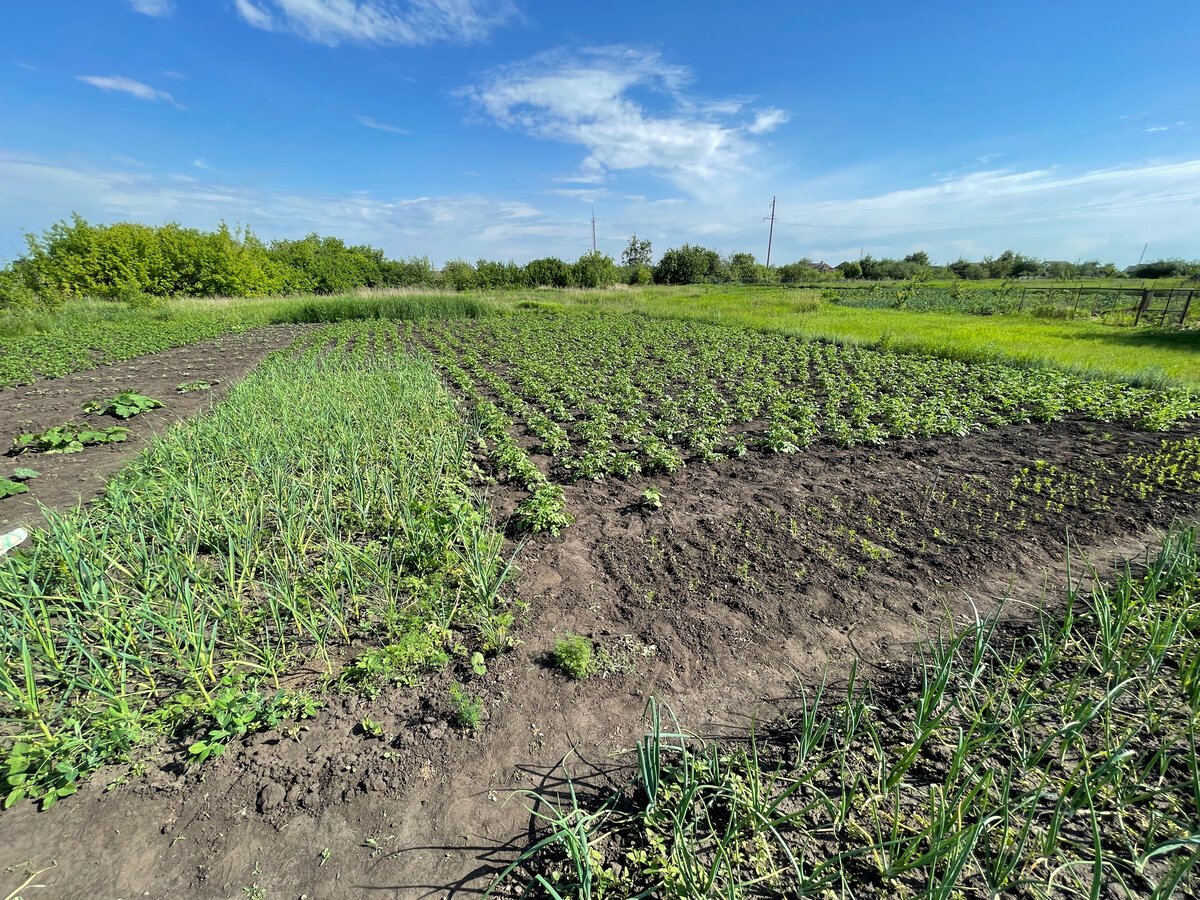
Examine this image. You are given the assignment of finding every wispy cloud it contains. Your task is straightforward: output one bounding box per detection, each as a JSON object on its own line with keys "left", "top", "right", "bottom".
{"left": 77, "top": 75, "right": 182, "bottom": 108}
{"left": 746, "top": 108, "right": 789, "bottom": 135}
{"left": 1146, "top": 126, "right": 1169, "bottom": 133}
{"left": 129, "top": 0, "right": 174, "bottom": 16}
{"left": 459, "top": 46, "right": 787, "bottom": 195}
{"left": 233, "top": 0, "right": 518, "bottom": 46}
{"left": 357, "top": 114, "right": 409, "bottom": 134}
{"left": 193, "top": 158, "right": 214, "bottom": 170}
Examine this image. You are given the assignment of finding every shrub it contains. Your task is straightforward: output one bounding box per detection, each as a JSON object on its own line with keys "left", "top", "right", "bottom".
{"left": 573, "top": 251, "right": 618, "bottom": 288}
{"left": 525, "top": 257, "right": 574, "bottom": 288}
{"left": 654, "top": 244, "right": 721, "bottom": 285}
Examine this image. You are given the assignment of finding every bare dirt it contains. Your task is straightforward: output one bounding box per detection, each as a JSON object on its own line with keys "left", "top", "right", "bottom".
{"left": 0, "top": 325, "right": 309, "bottom": 532}
{"left": 0, "top": 344, "right": 1197, "bottom": 898}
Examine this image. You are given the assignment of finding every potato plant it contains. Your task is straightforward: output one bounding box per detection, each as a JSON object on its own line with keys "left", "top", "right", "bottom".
{"left": 414, "top": 312, "right": 1197, "bottom": 533}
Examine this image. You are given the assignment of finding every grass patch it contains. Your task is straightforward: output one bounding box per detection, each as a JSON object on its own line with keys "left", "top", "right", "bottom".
{"left": 495, "top": 526, "right": 1200, "bottom": 898}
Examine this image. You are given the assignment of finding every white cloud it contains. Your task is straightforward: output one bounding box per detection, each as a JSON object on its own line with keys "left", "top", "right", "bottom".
{"left": 233, "top": 0, "right": 517, "bottom": 46}
{"left": 77, "top": 75, "right": 181, "bottom": 107}
{"left": 129, "top": 0, "right": 173, "bottom": 16}
{"left": 193, "top": 158, "right": 213, "bottom": 170}
{"left": 460, "top": 47, "right": 788, "bottom": 195}
{"left": 356, "top": 115, "right": 409, "bottom": 134}
{"left": 1146, "top": 126, "right": 1169, "bottom": 133}
{"left": 747, "top": 108, "right": 789, "bottom": 135}
{"left": 0, "top": 151, "right": 570, "bottom": 264}
{"left": 2, "top": 150, "right": 1196, "bottom": 270}
{"left": 234, "top": 0, "right": 274, "bottom": 30}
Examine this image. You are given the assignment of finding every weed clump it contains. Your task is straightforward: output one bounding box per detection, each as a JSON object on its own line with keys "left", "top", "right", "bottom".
{"left": 553, "top": 633, "right": 594, "bottom": 680}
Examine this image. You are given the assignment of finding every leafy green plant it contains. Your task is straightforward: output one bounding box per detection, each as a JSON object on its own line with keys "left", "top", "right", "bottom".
{"left": 639, "top": 488, "right": 662, "bottom": 510}
{"left": 470, "top": 651, "right": 487, "bottom": 677}
{"left": 359, "top": 716, "right": 384, "bottom": 739}
{"left": 449, "top": 682, "right": 483, "bottom": 730}
{"left": 12, "top": 423, "right": 130, "bottom": 454}
{"left": 176, "top": 380, "right": 215, "bottom": 393}
{"left": 83, "top": 391, "right": 163, "bottom": 419}
{"left": 553, "top": 633, "right": 595, "bottom": 680}
{"left": 187, "top": 682, "right": 294, "bottom": 764}
{"left": 0, "top": 467, "right": 38, "bottom": 499}
{"left": 515, "top": 483, "right": 574, "bottom": 535}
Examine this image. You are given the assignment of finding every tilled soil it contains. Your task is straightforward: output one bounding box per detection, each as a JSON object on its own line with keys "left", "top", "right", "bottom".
{"left": 0, "top": 324, "right": 309, "bottom": 531}
{"left": 0, "top": 349, "right": 1196, "bottom": 898}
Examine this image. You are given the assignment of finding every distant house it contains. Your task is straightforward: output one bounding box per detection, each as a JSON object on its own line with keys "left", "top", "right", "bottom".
{"left": 811, "top": 261, "right": 836, "bottom": 274}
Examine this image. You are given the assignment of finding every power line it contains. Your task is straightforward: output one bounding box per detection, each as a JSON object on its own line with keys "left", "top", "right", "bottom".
{"left": 764, "top": 196, "right": 776, "bottom": 268}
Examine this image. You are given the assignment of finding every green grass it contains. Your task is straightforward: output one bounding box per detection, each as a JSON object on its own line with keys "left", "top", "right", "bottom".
{"left": 0, "top": 321, "right": 515, "bottom": 807}
{"left": 502, "top": 286, "right": 1200, "bottom": 390}
{"left": 0, "top": 291, "right": 489, "bottom": 388}
{"left": 493, "top": 526, "right": 1200, "bottom": 898}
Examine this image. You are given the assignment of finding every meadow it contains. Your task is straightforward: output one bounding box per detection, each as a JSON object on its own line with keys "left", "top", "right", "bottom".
{"left": 0, "top": 286, "right": 1198, "bottom": 898}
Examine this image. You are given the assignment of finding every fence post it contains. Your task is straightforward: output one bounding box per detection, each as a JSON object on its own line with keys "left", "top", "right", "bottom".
{"left": 1135, "top": 288, "right": 1152, "bottom": 326}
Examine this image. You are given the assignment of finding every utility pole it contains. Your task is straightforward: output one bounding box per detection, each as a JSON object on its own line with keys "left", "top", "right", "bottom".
{"left": 764, "top": 196, "right": 776, "bottom": 268}
{"left": 1137, "top": 242, "right": 1149, "bottom": 266}
{"left": 591, "top": 206, "right": 597, "bottom": 254}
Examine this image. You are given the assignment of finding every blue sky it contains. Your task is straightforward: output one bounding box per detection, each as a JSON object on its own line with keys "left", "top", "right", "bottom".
{"left": 2, "top": 0, "right": 1198, "bottom": 267}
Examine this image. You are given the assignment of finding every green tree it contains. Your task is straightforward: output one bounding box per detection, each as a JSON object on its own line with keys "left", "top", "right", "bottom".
{"left": 621, "top": 234, "right": 653, "bottom": 268}
{"left": 524, "top": 257, "right": 574, "bottom": 287}
{"left": 573, "top": 251, "right": 618, "bottom": 288}
{"left": 654, "top": 244, "right": 721, "bottom": 284}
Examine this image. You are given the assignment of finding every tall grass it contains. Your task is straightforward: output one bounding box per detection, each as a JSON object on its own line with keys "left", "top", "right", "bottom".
{"left": 0, "top": 322, "right": 514, "bottom": 807}
{"left": 494, "top": 526, "right": 1200, "bottom": 898}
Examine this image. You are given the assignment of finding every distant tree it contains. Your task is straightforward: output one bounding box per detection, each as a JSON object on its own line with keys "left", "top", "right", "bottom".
{"left": 654, "top": 244, "right": 722, "bottom": 285}
{"left": 903, "top": 251, "right": 931, "bottom": 267}
{"left": 727, "top": 252, "right": 761, "bottom": 283}
{"left": 440, "top": 259, "right": 478, "bottom": 291}
{"left": 525, "top": 257, "right": 574, "bottom": 288}
{"left": 573, "top": 251, "right": 618, "bottom": 288}
{"left": 836, "top": 260, "right": 862, "bottom": 280}
{"left": 622, "top": 234, "right": 653, "bottom": 268}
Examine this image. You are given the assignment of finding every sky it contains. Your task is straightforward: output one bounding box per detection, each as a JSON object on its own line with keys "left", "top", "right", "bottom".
{"left": 1, "top": 0, "right": 1198, "bottom": 267}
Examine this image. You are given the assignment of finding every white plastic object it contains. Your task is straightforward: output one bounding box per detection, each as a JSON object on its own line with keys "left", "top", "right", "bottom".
{"left": 0, "top": 527, "right": 29, "bottom": 557}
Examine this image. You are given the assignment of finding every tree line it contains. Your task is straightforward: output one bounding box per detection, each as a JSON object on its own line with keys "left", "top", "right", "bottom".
{"left": 2, "top": 215, "right": 1195, "bottom": 309}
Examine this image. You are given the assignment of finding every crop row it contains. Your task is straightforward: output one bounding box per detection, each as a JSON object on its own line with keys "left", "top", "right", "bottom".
{"left": 415, "top": 311, "right": 1197, "bottom": 495}
{"left": 0, "top": 322, "right": 514, "bottom": 807}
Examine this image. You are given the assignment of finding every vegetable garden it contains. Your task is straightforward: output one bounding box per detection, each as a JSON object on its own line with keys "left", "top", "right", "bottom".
{"left": 0, "top": 301, "right": 1198, "bottom": 899}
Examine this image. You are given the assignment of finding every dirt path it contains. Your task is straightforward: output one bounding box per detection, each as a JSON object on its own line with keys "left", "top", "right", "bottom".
{"left": 0, "top": 412, "right": 1195, "bottom": 899}
{"left": 0, "top": 325, "right": 309, "bottom": 531}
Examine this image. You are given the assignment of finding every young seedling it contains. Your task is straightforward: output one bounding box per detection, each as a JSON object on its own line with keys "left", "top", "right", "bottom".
{"left": 12, "top": 424, "right": 130, "bottom": 454}
{"left": 176, "top": 380, "right": 216, "bottom": 393}
{"left": 449, "top": 683, "right": 483, "bottom": 730}
{"left": 553, "top": 633, "right": 595, "bottom": 680}
{"left": 0, "top": 468, "right": 39, "bottom": 499}
{"left": 639, "top": 488, "right": 663, "bottom": 510}
{"left": 83, "top": 391, "right": 163, "bottom": 419}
